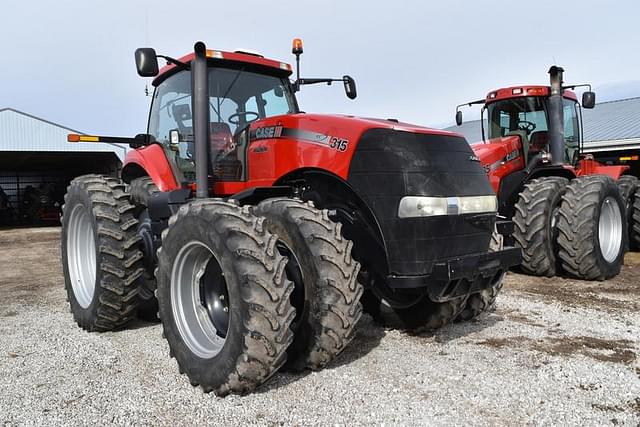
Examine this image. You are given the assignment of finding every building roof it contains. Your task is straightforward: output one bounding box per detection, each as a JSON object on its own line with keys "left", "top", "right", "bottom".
{"left": 0, "top": 108, "right": 126, "bottom": 161}
{"left": 444, "top": 97, "right": 640, "bottom": 149}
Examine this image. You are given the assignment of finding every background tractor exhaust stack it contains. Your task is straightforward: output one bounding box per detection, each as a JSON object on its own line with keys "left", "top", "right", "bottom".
{"left": 548, "top": 65, "right": 565, "bottom": 166}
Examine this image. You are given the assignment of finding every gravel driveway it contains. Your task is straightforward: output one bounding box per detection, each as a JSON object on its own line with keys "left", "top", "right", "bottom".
{"left": 1, "top": 227, "right": 639, "bottom": 425}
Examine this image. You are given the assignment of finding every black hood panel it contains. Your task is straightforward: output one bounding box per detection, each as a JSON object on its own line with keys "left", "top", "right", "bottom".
{"left": 347, "top": 129, "right": 495, "bottom": 276}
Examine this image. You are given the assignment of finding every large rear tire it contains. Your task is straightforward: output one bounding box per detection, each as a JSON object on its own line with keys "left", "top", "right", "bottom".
{"left": 513, "top": 176, "right": 568, "bottom": 276}
{"left": 253, "top": 198, "right": 363, "bottom": 371}
{"left": 129, "top": 177, "right": 161, "bottom": 320}
{"left": 557, "top": 175, "right": 626, "bottom": 280}
{"left": 616, "top": 175, "right": 639, "bottom": 251}
{"left": 457, "top": 229, "right": 506, "bottom": 321}
{"left": 61, "top": 175, "right": 145, "bottom": 331}
{"left": 156, "top": 200, "right": 296, "bottom": 396}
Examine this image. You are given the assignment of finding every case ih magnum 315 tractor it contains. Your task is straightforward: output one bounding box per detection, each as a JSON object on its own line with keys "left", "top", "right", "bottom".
{"left": 61, "top": 40, "right": 520, "bottom": 395}
{"left": 457, "top": 66, "right": 636, "bottom": 280}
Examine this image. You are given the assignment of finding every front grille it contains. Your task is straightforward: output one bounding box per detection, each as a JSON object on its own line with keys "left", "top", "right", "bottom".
{"left": 347, "top": 128, "right": 496, "bottom": 275}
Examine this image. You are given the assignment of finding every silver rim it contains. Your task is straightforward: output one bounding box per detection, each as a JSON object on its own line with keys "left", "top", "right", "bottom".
{"left": 171, "top": 241, "right": 229, "bottom": 359}
{"left": 67, "top": 204, "right": 97, "bottom": 309}
{"left": 598, "top": 196, "right": 623, "bottom": 263}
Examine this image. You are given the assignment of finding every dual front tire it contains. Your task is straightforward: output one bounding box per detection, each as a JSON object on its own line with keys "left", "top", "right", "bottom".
{"left": 156, "top": 198, "right": 363, "bottom": 395}
{"left": 62, "top": 177, "right": 362, "bottom": 395}
{"left": 514, "top": 175, "right": 626, "bottom": 281}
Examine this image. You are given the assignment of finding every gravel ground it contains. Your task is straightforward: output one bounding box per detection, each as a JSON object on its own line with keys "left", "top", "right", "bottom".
{"left": 0, "top": 227, "right": 639, "bottom": 426}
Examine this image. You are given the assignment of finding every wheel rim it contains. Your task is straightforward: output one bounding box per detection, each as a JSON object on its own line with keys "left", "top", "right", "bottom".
{"left": 171, "top": 241, "right": 229, "bottom": 359}
{"left": 67, "top": 204, "right": 97, "bottom": 309}
{"left": 599, "top": 196, "right": 623, "bottom": 263}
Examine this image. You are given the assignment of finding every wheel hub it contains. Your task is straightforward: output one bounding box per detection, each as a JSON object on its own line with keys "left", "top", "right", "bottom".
{"left": 199, "top": 259, "right": 230, "bottom": 337}
{"left": 598, "top": 196, "right": 622, "bottom": 263}
{"left": 67, "top": 204, "right": 97, "bottom": 309}
{"left": 171, "top": 241, "right": 229, "bottom": 359}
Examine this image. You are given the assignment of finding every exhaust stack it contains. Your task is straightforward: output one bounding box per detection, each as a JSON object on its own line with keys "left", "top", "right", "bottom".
{"left": 192, "top": 42, "right": 210, "bottom": 198}
{"left": 547, "top": 66, "right": 565, "bottom": 166}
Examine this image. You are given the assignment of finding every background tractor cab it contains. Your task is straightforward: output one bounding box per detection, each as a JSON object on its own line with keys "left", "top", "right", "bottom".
{"left": 456, "top": 66, "right": 635, "bottom": 281}
{"left": 456, "top": 66, "right": 628, "bottom": 217}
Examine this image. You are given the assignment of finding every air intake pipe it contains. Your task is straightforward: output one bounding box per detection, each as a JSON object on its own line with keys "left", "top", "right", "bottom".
{"left": 192, "top": 41, "right": 210, "bottom": 198}
{"left": 547, "top": 66, "right": 565, "bottom": 166}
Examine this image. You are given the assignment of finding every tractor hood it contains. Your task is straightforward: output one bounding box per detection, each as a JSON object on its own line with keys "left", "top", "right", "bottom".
{"left": 471, "top": 136, "right": 523, "bottom": 168}
{"left": 248, "top": 112, "right": 498, "bottom": 277}
{"left": 248, "top": 112, "right": 465, "bottom": 181}
{"left": 470, "top": 136, "right": 525, "bottom": 191}
{"left": 249, "top": 113, "right": 460, "bottom": 151}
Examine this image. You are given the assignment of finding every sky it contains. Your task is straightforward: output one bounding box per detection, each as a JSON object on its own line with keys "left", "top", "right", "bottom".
{"left": 2, "top": 0, "right": 640, "bottom": 136}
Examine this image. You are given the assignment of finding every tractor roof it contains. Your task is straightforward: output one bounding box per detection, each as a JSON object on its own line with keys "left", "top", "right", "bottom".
{"left": 153, "top": 49, "right": 293, "bottom": 86}
{"left": 485, "top": 85, "right": 578, "bottom": 103}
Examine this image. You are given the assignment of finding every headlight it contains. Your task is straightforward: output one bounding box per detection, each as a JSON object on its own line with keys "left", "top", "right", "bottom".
{"left": 398, "top": 195, "right": 497, "bottom": 218}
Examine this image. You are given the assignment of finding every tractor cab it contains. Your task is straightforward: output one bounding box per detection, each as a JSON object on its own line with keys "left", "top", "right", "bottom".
{"left": 147, "top": 56, "right": 299, "bottom": 183}
{"left": 484, "top": 87, "right": 582, "bottom": 166}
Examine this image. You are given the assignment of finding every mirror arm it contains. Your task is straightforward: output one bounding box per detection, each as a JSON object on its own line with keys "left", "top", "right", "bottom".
{"left": 157, "top": 55, "right": 190, "bottom": 70}
{"left": 296, "top": 77, "right": 343, "bottom": 86}
{"left": 563, "top": 83, "right": 592, "bottom": 92}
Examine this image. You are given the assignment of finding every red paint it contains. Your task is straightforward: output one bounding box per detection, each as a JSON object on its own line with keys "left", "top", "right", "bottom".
{"left": 125, "top": 113, "right": 461, "bottom": 196}
{"left": 471, "top": 136, "right": 525, "bottom": 192}
{"left": 576, "top": 158, "right": 629, "bottom": 179}
{"left": 155, "top": 50, "right": 292, "bottom": 85}
{"left": 123, "top": 144, "right": 180, "bottom": 191}
{"left": 485, "top": 85, "right": 578, "bottom": 103}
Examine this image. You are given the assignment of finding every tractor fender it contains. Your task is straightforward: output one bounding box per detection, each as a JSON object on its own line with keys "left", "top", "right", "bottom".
{"left": 121, "top": 144, "right": 179, "bottom": 191}
{"left": 274, "top": 168, "right": 390, "bottom": 278}
{"left": 576, "top": 158, "right": 630, "bottom": 180}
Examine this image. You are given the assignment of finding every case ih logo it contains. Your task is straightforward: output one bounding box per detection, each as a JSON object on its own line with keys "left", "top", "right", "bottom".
{"left": 250, "top": 126, "right": 349, "bottom": 153}
{"left": 254, "top": 126, "right": 283, "bottom": 139}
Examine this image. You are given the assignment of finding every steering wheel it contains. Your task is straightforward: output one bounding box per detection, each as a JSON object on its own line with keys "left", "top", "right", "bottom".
{"left": 517, "top": 120, "right": 536, "bottom": 134}
{"left": 228, "top": 111, "right": 260, "bottom": 125}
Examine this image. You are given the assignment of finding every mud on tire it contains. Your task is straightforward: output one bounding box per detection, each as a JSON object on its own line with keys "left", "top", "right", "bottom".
{"left": 513, "top": 176, "right": 569, "bottom": 276}
{"left": 155, "top": 199, "right": 296, "bottom": 396}
{"left": 362, "top": 291, "right": 467, "bottom": 332}
{"left": 61, "top": 174, "right": 145, "bottom": 331}
{"left": 457, "top": 229, "right": 506, "bottom": 321}
{"left": 129, "top": 177, "right": 161, "bottom": 320}
{"left": 616, "top": 175, "right": 639, "bottom": 251}
{"left": 557, "top": 175, "right": 627, "bottom": 280}
{"left": 254, "top": 198, "right": 363, "bottom": 371}
{"left": 633, "top": 188, "right": 640, "bottom": 250}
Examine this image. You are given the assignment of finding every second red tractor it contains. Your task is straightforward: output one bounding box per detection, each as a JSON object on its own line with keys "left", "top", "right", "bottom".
{"left": 457, "top": 66, "right": 637, "bottom": 280}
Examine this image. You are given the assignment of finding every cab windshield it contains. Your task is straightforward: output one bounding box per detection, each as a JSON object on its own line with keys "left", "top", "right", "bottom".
{"left": 486, "top": 96, "right": 580, "bottom": 163}
{"left": 148, "top": 67, "right": 298, "bottom": 182}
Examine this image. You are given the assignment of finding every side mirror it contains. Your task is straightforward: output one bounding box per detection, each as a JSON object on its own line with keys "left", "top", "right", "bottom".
{"left": 582, "top": 91, "right": 596, "bottom": 109}
{"left": 456, "top": 110, "right": 463, "bottom": 126}
{"left": 135, "top": 47, "right": 159, "bottom": 77}
{"left": 343, "top": 75, "right": 357, "bottom": 100}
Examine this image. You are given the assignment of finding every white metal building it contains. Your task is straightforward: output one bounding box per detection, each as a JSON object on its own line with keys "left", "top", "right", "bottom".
{"left": 0, "top": 108, "right": 126, "bottom": 225}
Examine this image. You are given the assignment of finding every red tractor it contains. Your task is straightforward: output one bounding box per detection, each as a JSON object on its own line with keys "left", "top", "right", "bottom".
{"left": 456, "top": 66, "right": 636, "bottom": 280}
{"left": 61, "top": 40, "right": 520, "bottom": 395}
